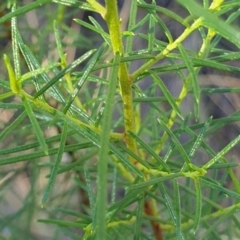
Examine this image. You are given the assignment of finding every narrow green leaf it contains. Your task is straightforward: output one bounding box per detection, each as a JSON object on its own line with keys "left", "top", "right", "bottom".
{"left": 199, "top": 209, "right": 235, "bottom": 240}
{"left": 53, "top": 207, "right": 92, "bottom": 221}
{"left": 110, "top": 166, "right": 117, "bottom": 205}
{"left": 125, "top": 1, "right": 138, "bottom": 53}
{"left": 53, "top": 20, "right": 64, "bottom": 59}
{"left": 0, "top": 79, "right": 10, "bottom": 89}
{"left": 11, "top": 4, "right": 21, "bottom": 80}
{"left": 0, "top": 130, "right": 77, "bottom": 155}
{"left": 22, "top": 97, "right": 48, "bottom": 155}
{"left": 159, "top": 183, "right": 185, "bottom": 240}
{"left": 178, "top": 44, "right": 199, "bottom": 119}
{"left": 41, "top": 122, "right": 68, "bottom": 206}
{"left": 108, "top": 189, "right": 142, "bottom": 220}
{"left": 0, "top": 0, "right": 51, "bottom": 24}
{"left": 154, "top": 14, "right": 173, "bottom": 44}
{"left": 157, "top": 118, "right": 191, "bottom": 167}
{"left": 3, "top": 54, "right": 19, "bottom": 93}
{"left": 128, "top": 131, "right": 170, "bottom": 172}
{"left": 200, "top": 177, "right": 240, "bottom": 200}
{"left": 178, "top": 0, "right": 240, "bottom": 48}
{"left": 138, "top": 3, "right": 189, "bottom": 27}
{"left": 211, "top": 51, "right": 240, "bottom": 63}
{"left": 0, "top": 92, "right": 15, "bottom": 101}
{"left": 121, "top": 54, "right": 155, "bottom": 62}
{"left": 134, "top": 193, "right": 144, "bottom": 240}
{"left": 88, "top": 16, "right": 111, "bottom": 45}
{"left": 0, "top": 103, "right": 24, "bottom": 110}
{"left": 48, "top": 149, "right": 98, "bottom": 176}
{"left": 200, "top": 88, "right": 240, "bottom": 94}
{"left": 84, "top": 165, "right": 95, "bottom": 217}
{"left": 129, "top": 173, "right": 183, "bottom": 189}
{"left": 131, "top": 97, "right": 168, "bottom": 102}
{"left": 95, "top": 52, "right": 120, "bottom": 238}
{"left": 109, "top": 144, "right": 143, "bottom": 178}
{"left": 62, "top": 44, "right": 105, "bottom": 114}
{"left": 173, "top": 180, "right": 184, "bottom": 240}
{"left": 0, "top": 111, "right": 27, "bottom": 142}
{"left": 34, "top": 49, "right": 96, "bottom": 98}
{"left": 20, "top": 63, "right": 60, "bottom": 83}
{"left": 53, "top": 0, "right": 94, "bottom": 11}
{"left": 148, "top": 13, "right": 155, "bottom": 54}
{"left": 193, "top": 178, "right": 202, "bottom": 233}
{"left": 94, "top": 100, "right": 106, "bottom": 127}
{"left": 37, "top": 219, "right": 85, "bottom": 228}
{"left": 203, "top": 134, "right": 240, "bottom": 169}
{"left": 56, "top": 112, "right": 143, "bottom": 177}
{"left": 116, "top": 142, "right": 152, "bottom": 169}
{"left": 208, "top": 162, "right": 239, "bottom": 170}
{"left": 74, "top": 18, "right": 110, "bottom": 43}
{"left": 189, "top": 117, "right": 212, "bottom": 159}
{"left": 130, "top": 14, "right": 150, "bottom": 32}
{"left": 152, "top": 58, "right": 240, "bottom": 74}
{"left": 163, "top": 114, "right": 190, "bottom": 163}
{"left": 151, "top": 72, "right": 183, "bottom": 119}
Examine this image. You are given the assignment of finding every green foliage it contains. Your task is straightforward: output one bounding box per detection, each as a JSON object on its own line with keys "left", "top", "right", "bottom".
{"left": 1, "top": 0, "right": 240, "bottom": 239}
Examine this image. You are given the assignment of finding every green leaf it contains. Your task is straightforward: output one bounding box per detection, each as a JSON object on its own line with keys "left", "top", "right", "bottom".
{"left": 178, "top": 44, "right": 199, "bottom": 119}
{"left": 189, "top": 117, "right": 212, "bottom": 159}
{"left": 0, "top": 103, "right": 24, "bottom": 110}
{"left": 84, "top": 165, "right": 95, "bottom": 217}
{"left": 129, "top": 173, "right": 183, "bottom": 189}
{"left": 128, "top": 131, "right": 170, "bottom": 172}
{"left": 200, "top": 177, "right": 240, "bottom": 200}
{"left": 159, "top": 183, "right": 185, "bottom": 240}
{"left": 53, "top": 20, "right": 65, "bottom": 60}
{"left": 74, "top": 18, "right": 110, "bottom": 44}
{"left": 203, "top": 134, "right": 240, "bottom": 169}
{"left": 95, "top": 52, "right": 120, "bottom": 238}
{"left": 41, "top": 122, "right": 68, "bottom": 207}
{"left": 150, "top": 71, "right": 183, "bottom": 120}
{"left": 178, "top": 0, "right": 240, "bottom": 48}
{"left": 193, "top": 178, "right": 202, "bottom": 233}
{"left": 173, "top": 180, "right": 185, "bottom": 240}
{"left": 138, "top": 3, "right": 189, "bottom": 28}
{"left": 148, "top": 12, "right": 155, "bottom": 53}
{"left": 157, "top": 118, "right": 191, "bottom": 167}
{"left": 88, "top": 16, "right": 111, "bottom": 45}
{"left": 53, "top": 0, "right": 94, "bottom": 11}
{"left": 37, "top": 219, "right": 85, "bottom": 228}
{"left": 3, "top": 54, "right": 19, "bottom": 94}
{"left": 22, "top": 97, "right": 48, "bottom": 155}
{"left": 11, "top": 4, "right": 21, "bottom": 80}
{"left": 0, "top": 0, "right": 51, "bottom": 24}
{"left": 16, "top": 30, "right": 66, "bottom": 105}
{"left": 0, "top": 111, "right": 27, "bottom": 142}
{"left": 34, "top": 49, "right": 96, "bottom": 98}
{"left": 154, "top": 14, "right": 173, "bottom": 44}
{"left": 116, "top": 142, "right": 152, "bottom": 169}
{"left": 134, "top": 193, "right": 144, "bottom": 240}
{"left": 62, "top": 44, "right": 105, "bottom": 114}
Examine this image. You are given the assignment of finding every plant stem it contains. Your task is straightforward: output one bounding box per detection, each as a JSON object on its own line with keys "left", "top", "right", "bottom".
{"left": 105, "top": 0, "right": 138, "bottom": 162}
{"left": 144, "top": 200, "right": 163, "bottom": 240}
{"left": 154, "top": 28, "right": 216, "bottom": 156}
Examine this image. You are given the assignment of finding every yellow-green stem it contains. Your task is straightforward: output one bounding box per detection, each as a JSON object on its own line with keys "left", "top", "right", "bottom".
{"left": 154, "top": 29, "right": 216, "bottom": 156}
{"left": 130, "top": 18, "right": 202, "bottom": 80}
{"left": 105, "top": 0, "right": 137, "bottom": 161}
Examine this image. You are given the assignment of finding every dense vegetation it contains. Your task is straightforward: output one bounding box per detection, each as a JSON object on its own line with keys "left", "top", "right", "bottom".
{"left": 1, "top": 0, "right": 240, "bottom": 239}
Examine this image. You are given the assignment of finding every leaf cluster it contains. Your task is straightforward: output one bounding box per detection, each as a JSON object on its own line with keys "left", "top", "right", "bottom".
{"left": 1, "top": 0, "right": 240, "bottom": 239}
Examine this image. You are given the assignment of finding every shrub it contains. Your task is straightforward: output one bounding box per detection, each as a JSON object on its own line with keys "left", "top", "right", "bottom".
{"left": 1, "top": 0, "right": 240, "bottom": 239}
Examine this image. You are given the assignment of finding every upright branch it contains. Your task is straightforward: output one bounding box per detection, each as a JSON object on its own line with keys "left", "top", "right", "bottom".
{"left": 104, "top": 0, "right": 138, "bottom": 163}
